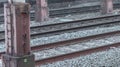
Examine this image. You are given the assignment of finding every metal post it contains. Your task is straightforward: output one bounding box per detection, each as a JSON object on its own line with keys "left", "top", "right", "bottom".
{"left": 2, "top": 2, "right": 35, "bottom": 67}
{"left": 101, "top": 0, "right": 113, "bottom": 14}
{"left": 35, "top": 0, "right": 49, "bottom": 22}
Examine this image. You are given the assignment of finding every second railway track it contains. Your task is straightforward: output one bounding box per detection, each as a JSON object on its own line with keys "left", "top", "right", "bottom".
{"left": 0, "top": 14, "right": 120, "bottom": 42}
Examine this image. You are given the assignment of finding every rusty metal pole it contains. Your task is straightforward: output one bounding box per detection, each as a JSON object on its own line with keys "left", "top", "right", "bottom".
{"left": 2, "top": 2, "right": 35, "bottom": 67}
{"left": 101, "top": 0, "right": 113, "bottom": 14}
{"left": 35, "top": 0, "right": 49, "bottom": 22}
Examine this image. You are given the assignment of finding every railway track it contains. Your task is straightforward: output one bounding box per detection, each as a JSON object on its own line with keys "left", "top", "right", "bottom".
{"left": 0, "top": 30, "right": 120, "bottom": 65}
{"left": 0, "top": 1, "right": 120, "bottom": 67}
{"left": 0, "top": 2, "right": 120, "bottom": 22}
{"left": 35, "top": 43, "right": 120, "bottom": 66}
{"left": 30, "top": 14, "right": 120, "bottom": 38}
{"left": 0, "top": 14, "right": 120, "bottom": 67}
{"left": 34, "top": 31, "right": 120, "bottom": 65}
{"left": 0, "top": 14, "right": 120, "bottom": 42}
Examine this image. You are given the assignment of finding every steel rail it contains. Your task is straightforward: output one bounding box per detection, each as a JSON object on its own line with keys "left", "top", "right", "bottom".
{"left": 0, "top": 15, "right": 120, "bottom": 42}
{"left": 35, "top": 42, "right": 120, "bottom": 65}
{"left": 0, "top": 15, "right": 120, "bottom": 43}
{"left": 30, "top": 14, "right": 120, "bottom": 28}
{"left": 0, "top": 12, "right": 112, "bottom": 32}
{"left": 4, "top": 12, "right": 118, "bottom": 32}
{"left": 30, "top": 20, "right": 120, "bottom": 38}
{"left": 0, "top": 19, "right": 120, "bottom": 42}
{"left": 0, "top": 31, "right": 120, "bottom": 57}
{"left": 31, "top": 31, "right": 120, "bottom": 51}
{"left": 0, "top": 31, "right": 119, "bottom": 66}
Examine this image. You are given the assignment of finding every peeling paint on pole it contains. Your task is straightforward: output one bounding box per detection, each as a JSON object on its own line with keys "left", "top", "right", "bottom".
{"left": 2, "top": 2, "right": 35, "bottom": 67}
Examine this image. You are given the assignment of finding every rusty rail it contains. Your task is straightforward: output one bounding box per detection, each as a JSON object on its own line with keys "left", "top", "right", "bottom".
{"left": 0, "top": 31, "right": 120, "bottom": 57}
{"left": 35, "top": 42, "right": 120, "bottom": 65}
{"left": 31, "top": 31, "right": 120, "bottom": 51}
{"left": 0, "top": 14, "right": 120, "bottom": 42}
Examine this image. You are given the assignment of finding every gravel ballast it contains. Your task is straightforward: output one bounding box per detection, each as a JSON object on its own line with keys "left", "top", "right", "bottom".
{"left": 0, "top": 12, "right": 119, "bottom": 29}
{"left": 0, "top": 37, "right": 120, "bottom": 67}
{"left": 0, "top": 25, "right": 120, "bottom": 52}
{"left": 31, "top": 25, "right": 120, "bottom": 46}
{"left": 34, "top": 35, "right": 120, "bottom": 60}
{"left": 39, "top": 47, "right": 120, "bottom": 67}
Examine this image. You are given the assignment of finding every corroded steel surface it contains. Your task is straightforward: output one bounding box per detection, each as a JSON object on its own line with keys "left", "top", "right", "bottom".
{"left": 31, "top": 31, "right": 120, "bottom": 51}
{"left": 35, "top": 42, "right": 120, "bottom": 65}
